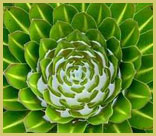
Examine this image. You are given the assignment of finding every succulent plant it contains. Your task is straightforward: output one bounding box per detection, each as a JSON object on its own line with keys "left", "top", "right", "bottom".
{"left": 3, "top": 3, "right": 153, "bottom": 133}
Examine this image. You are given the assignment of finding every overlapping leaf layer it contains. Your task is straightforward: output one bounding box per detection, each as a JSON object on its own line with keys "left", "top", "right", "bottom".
{"left": 3, "top": 3, "right": 153, "bottom": 133}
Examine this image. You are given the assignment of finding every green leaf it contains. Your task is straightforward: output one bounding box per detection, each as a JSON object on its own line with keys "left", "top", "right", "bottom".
{"left": 29, "top": 19, "right": 51, "bottom": 43}
{"left": 134, "top": 6, "right": 153, "bottom": 33}
{"left": 106, "top": 37, "right": 122, "bottom": 61}
{"left": 8, "top": 31, "right": 30, "bottom": 62}
{"left": 3, "top": 45, "right": 18, "bottom": 70}
{"left": 108, "top": 55, "right": 118, "bottom": 82}
{"left": 58, "top": 120, "right": 87, "bottom": 133}
{"left": 40, "top": 58, "right": 51, "bottom": 81}
{"left": 24, "top": 41, "right": 39, "bottom": 71}
{"left": 50, "top": 3, "right": 62, "bottom": 8}
{"left": 50, "top": 21, "right": 73, "bottom": 41}
{"left": 3, "top": 27, "right": 9, "bottom": 45}
{"left": 122, "top": 46, "right": 141, "bottom": 70}
{"left": 19, "top": 87, "right": 43, "bottom": 110}
{"left": 120, "top": 19, "right": 139, "bottom": 47}
{"left": 39, "top": 38, "right": 57, "bottom": 59}
{"left": 45, "top": 106, "right": 73, "bottom": 124}
{"left": 111, "top": 4, "right": 135, "bottom": 24}
{"left": 29, "top": 3, "right": 53, "bottom": 24}
{"left": 126, "top": 79, "right": 151, "bottom": 109}
{"left": 86, "top": 29, "right": 106, "bottom": 49}
{"left": 129, "top": 102, "right": 153, "bottom": 130}
{"left": 88, "top": 104, "right": 113, "bottom": 125}
{"left": 135, "top": 55, "right": 153, "bottom": 83}
{"left": 5, "top": 63, "right": 30, "bottom": 89}
{"left": 104, "top": 120, "right": 132, "bottom": 133}
{"left": 137, "top": 30, "right": 153, "bottom": 55}
{"left": 3, "top": 75, "right": 9, "bottom": 87}
{"left": 14, "top": 3, "right": 32, "bottom": 12}
{"left": 27, "top": 72, "right": 42, "bottom": 97}
{"left": 3, "top": 111, "right": 28, "bottom": 133}
{"left": 85, "top": 124, "right": 103, "bottom": 133}
{"left": 24, "top": 111, "right": 54, "bottom": 133}
{"left": 99, "top": 17, "right": 121, "bottom": 40}
{"left": 67, "top": 29, "right": 90, "bottom": 44}
{"left": 120, "top": 62, "right": 135, "bottom": 89}
{"left": 53, "top": 4, "right": 78, "bottom": 23}
{"left": 135, "top": 3, "right": 152, "bottom": 12}
{"left": 104, "top": 78, "right": 122, "bottom": 104}
{"left": 4, "top": 6, "right": 30, "bottom": 33}
{"left": 70, "top": 3, "right": 89, "bottom": 12}
{"left": 87, "top": 3, "right": 111, "bottom": 25}
{"left": 71, "top": 12, "right": 97, "bottom": 32}
{"left": 110, "top": 94, "right": 131, "bottom": 123}
{"left": 3, "top": 86, "right": 26, "bottom": 111}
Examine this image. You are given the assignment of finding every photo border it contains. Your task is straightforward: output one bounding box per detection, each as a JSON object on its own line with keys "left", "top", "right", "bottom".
{"left": 0, "top": 0, "right": 155, "bottom": 136}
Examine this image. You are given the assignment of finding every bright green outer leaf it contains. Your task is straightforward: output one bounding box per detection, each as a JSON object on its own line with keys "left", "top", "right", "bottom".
{"left": 86, "top": 29, "right": 106, "bottom": 49}
{"left": 3, "top": 86, "right": 26, "bottom": 111}
{"left": 29, "top": 3, "right": 53, "bottom": 24}
{"left": 98, "top": 17, "right": 121, "bottom": 40}
{"left": 110, "top": 94, "right": 131, "bottom": 123}
{"left": 3, "top": 111, "right": 28, "bottom": 133}
{"left": 70, "top": 3, "right": 89, "bottom": 12}
{"left": 137, "top": 30, "right": 153, "bottom": 55}
{"left": 49, "top": 21, "right": 73, "bottom": 41}
{"left": 135, "top": 54, "right": 153, "bottom": 83}
{"left": 3, "top": 3, "right": 13, "bottom": 7}
{"left": 58, "top": 120, "right": 87, "bottom": 133}
{"left": 88, "top": 104, "right": 113, "bottom": 125}
{"left": 29, "top": 19, "right": 51, "bottom": 43}
{"left": 14, "top": 3, "right": 32, "bottom": 12}
{"left": 50, "top": 3, "right": 62, "bottom": 8}
{"left": 129, "top": 102, "right": 153, "bottom": 130}
{"left": 85, "top": 124, "right": 103, "bottom": 133}
{"left": 4, "top": 6, "right": 30, "bottom": 33}
{"left": 135, "top": 3, "right": 152, "bottom": 12}
{"left": 106, "top": 3, "right": 112, "bottom": 7}
{"left": 45, "top": 106, "right": 73, "bottom": 124}
{"left": 39, "top": 38, "right": 57, "bottom": 59}
{"left": 87, "top": 3, "right": 111, "bottom": 25}
{"left": 71, "top": 12, "right": 97, "bottom": 33}
{"left": 8, "top": 31, "right": 30, "bottom": 62}
{"left": 126, "top": 79, "right": 151, "bottom": 109}
{"left": 3, "top": 75, "right": 8, "bottom": 87}
{"left": 67, "top": 30, "right": 90, "bottom": 45}
{"left": 24, "top": 111, "right": 54, "bottom": 133}
{"left": 145, "top": 129, "right": 153, "bottom": 133}
{"left": 120, "top": 19, "right": 139, "bottom": 47}
{"left": 132, "top": 128, "right": 145, "bottom": 133}
{"left": 122, "top": 46, "right": 141, "bottom": 70}
{"left": 3, "top": 27, "right": 9, "bottom": 45}
{"left": 3, "top": 45, "right": 18, "bottom": 70}
{"left": 120, "top": 62, "right": 135, "bottom": 89}
{"left": 134, "top": 6, "right": 153, "bottom": 33}
{"left": 27, "top": 72, "right": 42, "bottom": 97}
{"left": 5, "top": 63, "right": 30, "bottom": 89}
{"left": 19, "top": 87, "right": 43, "bottom": 110}
{"left": 53, "top": 4, "right": 78, "bottom": 23}
{"left": 104, "top": 120, "right": 132, "bottom": 133}
{"left": 106, "top": 37, "right": 122, "bottom": 61}
{"left": 110, "top": 4, "right": 135, "bottom": 24}
{"left": 24, "top": 41, "right": 39, "bottom": 71}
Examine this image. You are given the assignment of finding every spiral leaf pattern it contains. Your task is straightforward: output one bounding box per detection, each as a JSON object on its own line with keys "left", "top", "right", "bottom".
{"left": 3, "top": 3, "right": 153, "bottom": 133}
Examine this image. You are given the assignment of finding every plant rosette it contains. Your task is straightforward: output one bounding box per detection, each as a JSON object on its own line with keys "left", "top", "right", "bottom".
{"left": 3, "top": 3, "right": 153, "bottom": 133}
